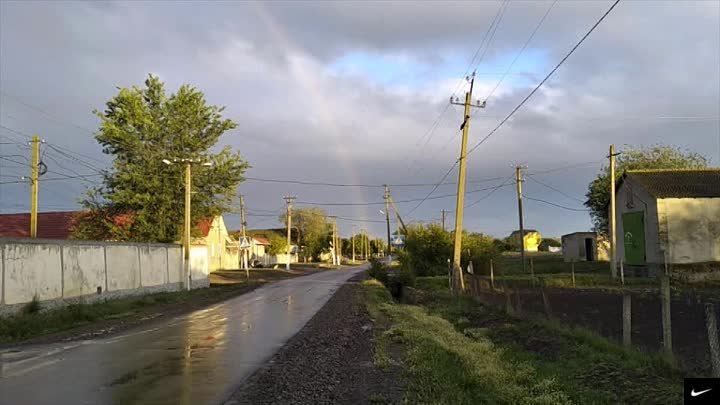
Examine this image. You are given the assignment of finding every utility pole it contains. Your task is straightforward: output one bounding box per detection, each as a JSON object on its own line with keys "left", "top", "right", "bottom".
{"left": 239, "top": 194, "right": 249, "bottom": 276}
{"left": 352, "top": 229, "right": 356, "bottom": 263}
{"left": 449, "top": 72, "right": 485, "bottom": 291}
{"left": 609, "top": 144, "right": 619, "bottom": 278}
{"left": 384, "top": 185, "right": 391, "bottom": 257}
{"left": 330, "top": 216, "right": 338, "bottom": 265}
{"left": 441, "top": 210, "right": 447, "bottom": 232}
{"left": 29, "top": 135, "right": 40, "bottom": 238}
{"left": 283, "top": 196, "right": 296, "bottom": 271}
{"left": 516, "top": 166, "right": 527, "bottom": 274}
{"left": 162, "top": 158, "right": 212, "bottom": 290}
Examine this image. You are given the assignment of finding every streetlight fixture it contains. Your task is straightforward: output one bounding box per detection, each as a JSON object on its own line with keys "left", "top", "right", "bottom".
{"left": 162, "top": 157, "right": 212, "bottom": 290}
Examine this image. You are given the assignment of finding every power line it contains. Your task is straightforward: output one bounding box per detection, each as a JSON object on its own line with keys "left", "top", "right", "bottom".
{"left": 243, "top": 174, "right": 509, "bottom": 188}
{"left": 1, "top": 91, "right": 97, "bottom": 135}
{"left": 465, "top": 175, "right": 515, "bottom": 209}
{"left": 466, "top": 0, "right": 621, "bottom": 157}
{"left": 405, "top": 161, "right": 459, "bottom": 215}
{"left": 526, "top": 159, "right": 605, "bottom": 175}
{"left": 523, "top": 194, "right": 589, "bottom": 212}
{"left": 525, "top": 174, "right": 585, "bottom": 203}
{"left": 484, "top": 0, "right": 557, "bottom": 102}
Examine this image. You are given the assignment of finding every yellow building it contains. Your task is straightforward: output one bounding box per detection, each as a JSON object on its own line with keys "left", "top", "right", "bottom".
{"left": 509, "top": 229, "right": 542, "bottom": 252}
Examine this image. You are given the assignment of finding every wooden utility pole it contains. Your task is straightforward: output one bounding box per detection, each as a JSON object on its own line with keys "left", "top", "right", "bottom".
{"left": 609, "top": 144, "right": 618, "bottom": 278}
{"left": 184, "top": 162, "right": 192, "bottom": 290}
{"left": 515, "top": 166, "right": 527, "bottom": 274}
{"left": 29, "top": 135, "right": 40, "bottom": 238}
{"left": 284, "top": 196, "right": 296, "bottom": 271}
{"left": 239, "top": 194, "right": 249, "bottom": 277}
{"left": 449, "top": 72, "right": 485, "bottom": 291}
{"left": 441, "top": 210, "right": 447, "bottom": 232}
{"left": 384, "top": 185, "right": 391, "bottom": 257}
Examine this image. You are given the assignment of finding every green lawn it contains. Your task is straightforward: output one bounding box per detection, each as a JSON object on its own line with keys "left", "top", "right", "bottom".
{"left": 498, "top": 252, "right": 608, "bottom": 276}
{"left": 363, "top": 277, "right": 684, "bottom": 405}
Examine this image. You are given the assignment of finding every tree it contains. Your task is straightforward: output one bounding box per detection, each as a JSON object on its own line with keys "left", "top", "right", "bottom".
{"left": 539, "top": 238, "right": 561, "bottom": 252}
{"left": 279, "top": 207, "right": 329, "bottom": 260}
{"left": 266, "top": 232, "right": 288, "bottom": 256}
{"left": 585, "top": 145, "right": 707, "bottom": 233}
{"left": 401, "top": 223, "right": 453, "bottom": 276}
{"left": 73, "top": 75, "right": 249, "bottom": 242}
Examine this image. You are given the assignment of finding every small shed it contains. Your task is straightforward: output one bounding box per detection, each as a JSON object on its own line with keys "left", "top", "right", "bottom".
{"left": 561, "top": 232, "right": 609, "bottom": 262}
{"left": 615, "top": 169, "right": 720, "bottom": 276}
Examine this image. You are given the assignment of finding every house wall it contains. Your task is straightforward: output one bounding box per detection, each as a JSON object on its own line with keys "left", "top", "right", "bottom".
{"left": 616, "top": 177, "right": 661, "bottom": 270}
{"left": 0, "top": 238, "right": 208, "bottom": 315}
{"left": 659, "top": 198, "right": 720, "bottom": 264}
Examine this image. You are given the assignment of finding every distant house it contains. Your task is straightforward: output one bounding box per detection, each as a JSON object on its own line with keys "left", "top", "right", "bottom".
{"left": 245, "top": 229, "right": 298, "bottom": 267}
{"left": 508, "top": 229, "right": 542, "bottom": 252}
{"left": 0, "top": 211, "right": 78, "bottom": 239}
{"left": 615, "top": 169, "right": 720, "bottom": 277}
{"left": 194, "top": 216, "right": 240, "bottom": 272}
{"left": 561, "top": 232, "right": 610, "bottom": 262}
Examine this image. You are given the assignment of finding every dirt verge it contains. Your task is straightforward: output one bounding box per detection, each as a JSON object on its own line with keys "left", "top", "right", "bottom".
{"left": 225, "top": 277, "right": 405, "bottom": 405}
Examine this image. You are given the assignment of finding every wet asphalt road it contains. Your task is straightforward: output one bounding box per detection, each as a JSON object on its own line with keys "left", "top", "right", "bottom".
{"left": 0, "top": 266, "right": 366, "bottom": 405}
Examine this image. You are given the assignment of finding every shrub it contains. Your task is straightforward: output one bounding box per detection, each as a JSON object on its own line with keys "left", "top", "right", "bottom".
{"left": 368, "top": 258, "right": 389, "bottom": 285}
{"left": 539, "top": 238, "right": 561, "bottom": 252}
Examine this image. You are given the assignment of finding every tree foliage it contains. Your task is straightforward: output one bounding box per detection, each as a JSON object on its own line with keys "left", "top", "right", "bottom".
{"left": 584, "top": 145, "right": 707, "bottom": 233}
{"left": 539, "top": 238, "right": 561, "bottom": 252}
{"left": 266, "top": 232, "right": 288, "bottom": 255}
{"left": 72, "top": 75, "right": 249, "bottom": 242}
{"left": 279, "top": 207, "right": 330, "bottom": 260}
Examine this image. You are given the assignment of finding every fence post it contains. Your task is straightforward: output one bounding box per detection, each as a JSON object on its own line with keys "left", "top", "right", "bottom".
{"left": 504, "top": 283, "right": 514, "bottom": 315}
{"left": 571, "top": 260, "right": 576, "bottom": 288}
{"left": 515, "top": 287, "right": 523, "bottom": 314}
{"left": 540, "top": 279, "right": 552, "bottom": 319}
{"left": 623, "top": 292, "right": 632, "bottom": 347}
{"left": 620, "top": 259, "right": 625, "bottom": 286}
{"left": 705, "top": 302, "right": 720, "bottom": 377}
{"left": 490, "top": 259, "right": 495, "bottom": 290}
{"left": 660, "top": 275, "right": 673, "bottom": 355}
{"left": 530, "top": 257, "right": 534, "bottom": 280}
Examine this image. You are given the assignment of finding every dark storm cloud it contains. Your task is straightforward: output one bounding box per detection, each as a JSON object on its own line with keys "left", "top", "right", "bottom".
{"left": 1, "top": 0, "right": 718, "bottom": 239}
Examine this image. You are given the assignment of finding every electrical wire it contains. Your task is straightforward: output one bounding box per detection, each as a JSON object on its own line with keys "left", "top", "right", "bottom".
{"left": 405, "top": 160, "right": 459, "bottom": 215}
{"left": 484, "top": 0, "right": 557, "bottom": 102}
{"left": 465, "top": 175, "right": 516, "bottom": 209}
{"left": 523, "top": 194, "right": 589, "bottom": 211}
{"left": 466, "top": 0, "right": 621, "bottom": 157}
{"left": 525, "top": 174, "right": 584, "bottom": 203}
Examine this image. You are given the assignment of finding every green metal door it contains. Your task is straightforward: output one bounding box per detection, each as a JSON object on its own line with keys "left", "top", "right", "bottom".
{"left": 622, "top": 211, "right": 646, "bottom": 265}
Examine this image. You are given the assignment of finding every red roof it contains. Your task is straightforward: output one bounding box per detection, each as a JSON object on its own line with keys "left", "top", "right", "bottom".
{"left": 253, "top": 236, "right": 271, "bottom": 246}
{"left": 0, "top": 211, "right": 79, "bottom": 239}
{"left": 196, "top": 218, "right": 214, "bottom": 237}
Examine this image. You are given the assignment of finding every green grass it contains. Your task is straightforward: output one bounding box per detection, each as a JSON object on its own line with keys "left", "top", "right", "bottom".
{"left": 407, "top": 286, "right": 684, "bottom": 405}
{"left": 364, "top": 281, "right": 572, "bottom": 405}
{"left": 363, "top": 277, "right": 684, "bottom": 405}
{"left": 0, "top": 284, "right": 252, "bottom": 344}
{"left": 498, "top": 253, "right": 608, "bottom": 275}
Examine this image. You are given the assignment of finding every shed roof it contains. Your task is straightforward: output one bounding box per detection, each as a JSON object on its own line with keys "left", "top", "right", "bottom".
{"left": 621, "top": 169, "right": 720, "bottom": 198}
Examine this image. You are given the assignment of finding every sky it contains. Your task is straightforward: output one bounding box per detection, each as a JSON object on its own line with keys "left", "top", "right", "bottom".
{"left": 1, "top": 0, "right": 719, "bottom": 239}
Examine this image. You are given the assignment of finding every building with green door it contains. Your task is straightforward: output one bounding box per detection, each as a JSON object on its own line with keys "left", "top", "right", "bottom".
{"left": 615, "top": 169, "right": 720, "bottom": 277}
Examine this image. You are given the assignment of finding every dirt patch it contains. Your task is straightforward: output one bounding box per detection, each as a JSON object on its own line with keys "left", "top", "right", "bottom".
{"left": 225, "top": 277, "right": 405, "bottom": 405}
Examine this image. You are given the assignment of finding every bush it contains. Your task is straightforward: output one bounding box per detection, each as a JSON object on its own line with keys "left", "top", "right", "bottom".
{"left": 539, "top": 238, "right": 561, "bottom": 252}
{"left": 368, "top": 258, "right": 389, "bottom": 285}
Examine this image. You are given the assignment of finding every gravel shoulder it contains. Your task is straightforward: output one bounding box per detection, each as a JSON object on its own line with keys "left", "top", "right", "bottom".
{"left": 225, "top": 275, "right": 405, "bottom": 405}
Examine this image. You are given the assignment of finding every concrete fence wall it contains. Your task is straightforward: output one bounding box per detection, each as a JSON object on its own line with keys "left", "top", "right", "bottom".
{"left": 0, "top": 238, "right": 210, "bottom": 315}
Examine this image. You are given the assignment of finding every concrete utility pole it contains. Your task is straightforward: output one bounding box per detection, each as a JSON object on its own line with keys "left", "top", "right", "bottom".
{"left": 239, "top": 194, "right": 249, "bottom": 275}
{"left": 330, "top": 216, "right": 338, "bottom": 265}
{"left": 449, "top": 72, "right": 485, "bottom": 291}
{"left": 384, "top": 185, "right": 391, "bottom": 257}
{"left": 516, "top": 166, "right": 527, "bottom": 274}
{"left": 441, "top": 210, "right": 447, "bottom": 232}
{"left": 283, "top": 196, "right": 296, "bottom": 271}
{"left": 29, "top": 135, "right": 40, "bottom": 238}
{"left": 162, "top": 158, "right": 212, "bottom": 290}
{"left": 352, "top": 229, "right": 356, "bottom": 264}
{"left": 609, "top": 144, "right": 619, "bottom": 278}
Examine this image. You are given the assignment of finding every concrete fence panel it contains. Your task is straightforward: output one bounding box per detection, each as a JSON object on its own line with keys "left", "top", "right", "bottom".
{"left": 167, "top": 247, "right": 183, "bottom": 284}
{"left": 3, "top": 243, "right": 62, "bottom": 305}
{"left": 190, "top": 246, "right": 209, "bottom": 284}
{"left": 106, "top": 245, "right": 141, "bottom": 292}
{"left": 62, "top": 245, "right": 106, "bottom": 298}
{"left": 139, "top": 245, "right": 168, "bottom": 287}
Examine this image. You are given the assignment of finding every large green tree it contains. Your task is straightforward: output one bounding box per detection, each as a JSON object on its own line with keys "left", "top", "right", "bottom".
{"left": 279, "top": 207, "right": 330, "bottom": 260}
{"left": 73, "top": 75, "right": 249, "bottom": 242}
{"left": 585, "top": 145, "right": 707, "bottom": 233}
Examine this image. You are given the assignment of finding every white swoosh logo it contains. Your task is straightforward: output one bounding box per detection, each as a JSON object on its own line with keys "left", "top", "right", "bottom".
{"left": 691, "top": 388, "right": 712, "bottom": 397}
